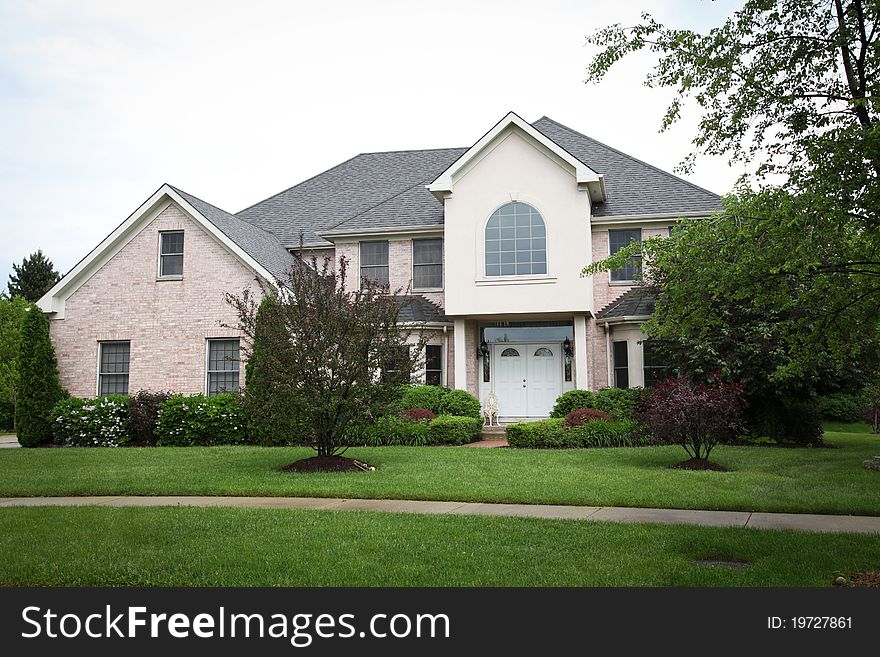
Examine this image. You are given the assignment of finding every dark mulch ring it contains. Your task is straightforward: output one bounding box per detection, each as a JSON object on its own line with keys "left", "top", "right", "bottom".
{"left": 671, "top": 458, "right": 729, "bottom": 472}
{"left": 281, "top": 456, "right": 374, "bottom": 473}
{"left": 849, "top": 571, "right": 880, "bottom": 588}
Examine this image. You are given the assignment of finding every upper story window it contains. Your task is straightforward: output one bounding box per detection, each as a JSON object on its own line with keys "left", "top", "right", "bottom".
{"left": 99, "top": 341, "right": 130, "bottom": 396}
{"left": 360, "top": 241, "right": 389, "bottom": 288}
{"left": 485, "top": 202, "right": 547, "bottom": 277}
{"left": 159, "top": 231, "right": 184, "bottom": 278}
{"left": 412, "top": 239, "right": 443, "bottom": 289}
{"left": 609, "top": 228, "right": 642, "bottom": 282}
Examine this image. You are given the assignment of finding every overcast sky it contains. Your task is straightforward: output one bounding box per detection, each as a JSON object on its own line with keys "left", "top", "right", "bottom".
{"left": 0, "top": 0, "right": 746, "bottom": 284}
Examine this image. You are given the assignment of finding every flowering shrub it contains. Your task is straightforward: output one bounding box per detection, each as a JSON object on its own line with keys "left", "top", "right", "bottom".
{"left": 401, "top": 407, "right": 437, "bottom": 423}
{"left": 155, "top": 394, "right": 247, "bottom": 446}
{"left": 635, "top": 376, "right": 745, "bottom": 460}
{"left": 52, "top": 395, "right": 130, "bottom": 447}
{"left": 564, "top": 408, "right": 612, "bottom": 427}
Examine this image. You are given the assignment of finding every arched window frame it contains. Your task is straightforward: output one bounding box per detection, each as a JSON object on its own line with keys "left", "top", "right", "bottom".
{"left": 483, "top": 202, "right": 548, "bottom": 277}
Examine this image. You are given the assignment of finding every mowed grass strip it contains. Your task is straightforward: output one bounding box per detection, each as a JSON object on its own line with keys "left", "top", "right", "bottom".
{"left": 1, "top": 506, "right": 878, "bottom": 587}
{"left": 0, "top": 423, "right": 877, "bottom": 515}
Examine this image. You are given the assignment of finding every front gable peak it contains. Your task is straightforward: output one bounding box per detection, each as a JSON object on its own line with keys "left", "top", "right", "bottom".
{"left": 427, "top": 111, "right": 607, "bottom": 203}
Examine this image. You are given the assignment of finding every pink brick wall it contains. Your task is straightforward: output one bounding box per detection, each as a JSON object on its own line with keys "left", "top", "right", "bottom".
{"left": 591, "top": 226, "right": 666, "bottom": 313}
{"left": 50, "top": 203, "right": 263, "bottom": 397}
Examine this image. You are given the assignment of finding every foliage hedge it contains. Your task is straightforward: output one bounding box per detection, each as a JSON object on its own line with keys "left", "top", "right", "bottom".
{"left": 438, "top": 389, "right": 481, "bottom": 418}
{"left": 52, "top": 395, "right": 130, "bottom": 447}
{"left": 507, "top": 418, "right": 643, "bottom": 449}
{"left": 348, "top": 414, "right": 481, "bottom": 446}
{"left": 16, "top": 308, "right": 65, "bottom": 446}
{"left": 128, "top": 390, "right": 172, "bottom": 445}
{"left": 155, "top": 394, "right": 247, "bottom": 446}
{"left": 398, "top": 385, "right": 447, "bottom": 414}
{"left": 550, "top": 388, "right": 643, "bottom": 421}
{"left": 817, "top": 392, "right": 867, "bottom": 422}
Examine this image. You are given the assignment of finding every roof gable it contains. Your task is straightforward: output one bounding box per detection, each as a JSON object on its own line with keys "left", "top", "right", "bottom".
{"left": 428, "top": 111, "right": 606, "bottom": 203}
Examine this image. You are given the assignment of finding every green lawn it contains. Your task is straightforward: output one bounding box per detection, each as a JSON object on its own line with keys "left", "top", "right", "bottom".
{"left": 0, "top": 423, "right": 877, "bottom": 515}
{"left": 0, "top": 506, "right": 877, "bottom": 586}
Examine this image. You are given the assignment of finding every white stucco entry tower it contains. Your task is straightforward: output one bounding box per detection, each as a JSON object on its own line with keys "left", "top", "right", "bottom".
{"left": 431, "top": 112, "right": 605, "bottom": 418}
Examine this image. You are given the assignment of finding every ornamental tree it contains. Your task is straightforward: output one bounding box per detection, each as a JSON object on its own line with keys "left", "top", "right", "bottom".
{"left": 16, "top": 307, "right": 65, "bottom": 446}
{"left": 635, "top": 376, "right": 745, "bottom": 462}
{"left": 226, "top": 251, "right": 425, "bottom": 463}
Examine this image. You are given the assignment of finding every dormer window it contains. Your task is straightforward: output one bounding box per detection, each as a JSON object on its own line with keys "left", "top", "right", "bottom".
{"left": 485, "top": 202, "right": 546, "bottom": 276}
{"left": 159, "top": 231, "right": 184, "bottom": 278}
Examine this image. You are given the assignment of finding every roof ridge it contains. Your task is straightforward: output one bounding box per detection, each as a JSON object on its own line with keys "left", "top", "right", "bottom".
{"left": 535, "top": 116, "right": 721, "bottom": 199}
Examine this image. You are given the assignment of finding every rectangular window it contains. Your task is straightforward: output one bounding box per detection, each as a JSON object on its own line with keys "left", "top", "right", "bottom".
{"left": 425, "top": 344, "right": 442, "bottom": 386}
{"left": 609, "top": 229, "right": 642, "bottom": 282}
{"left": 360, "top": 241, "right": 389, "bottom": 288}
{"left": 412, "top": 239, "right": 443, "bottom": 289}
{"left": 642, "top": 340, "right": 669, "bottom": 388}
{"left": 98, "top": 341, "right": 130, "bottom": 396}
{"left": 612, "top": 340, "right": 629, "bottom": 389}
{"left": 207, "top": 339, "right": 240, "bottom": 396}
{"left": 159, "top": 231, "right": 184, "bottom": 277}
{"left": 381, "top": 345, "right": 411, "bottom": 384}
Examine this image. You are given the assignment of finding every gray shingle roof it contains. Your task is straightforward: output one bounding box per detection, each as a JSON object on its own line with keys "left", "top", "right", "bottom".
{"left": 234, "top": 116, "right": 721, "bottom": 247}
{"left": 396, "top": 295, "right": 450, "bottom": 324}
{"left": 236, "top": 148, "right": 466, "bottom": 247}
{"left": 531, "top": 117, "right": 722, "bottom": 217}
{"left": 596, "top": 287, "right": 657, "bottom": 320}
{"left": 171, "top": 186, "right": 296, "bottom": 281}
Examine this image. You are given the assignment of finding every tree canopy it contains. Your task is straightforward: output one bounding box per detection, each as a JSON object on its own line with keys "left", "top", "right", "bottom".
{"left": 584, "top": 1, "right": 880, "bottom": 395}
{"left": 7, "top": 250, "right": 60, "bottom": 302}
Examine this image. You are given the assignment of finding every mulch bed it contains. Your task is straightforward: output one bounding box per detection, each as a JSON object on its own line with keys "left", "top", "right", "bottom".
{"left": 281, "top": 456, "right": 373, "bottom": 473}
{"left": 850, "top": 571, "right": 880, "bottom": 588}
{"left": 671, "top": 458, "right": 729, "bottom": 472}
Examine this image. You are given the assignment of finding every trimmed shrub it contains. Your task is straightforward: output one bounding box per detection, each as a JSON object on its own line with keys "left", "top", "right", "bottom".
{"left": 592, "top": 387, "right": 643, "bottom": 420}
{"left": 745, "top": 395, "right": 824, "bottom": 445}
{"left": 0, "top": 401, "right": 14, "bottom": 433}
{"left": 156, "top": 394, "right": 247, "bottom": 446}
{"left": 818, "top": 392, "right": 866, "bottom": 422}
{"left": 438, "top": 389, "right": 481, "bottom": 418}
{"left": 507, "top": 418, "right": 641, "bottom": 448}
{"left": 52, "top": 395, "right": 130, "bottom": 447}
{"left": 399, "top": 385, "right": 447, "bottom": 414}
{"left": 426, "top": 415, "right": 483, "bottom": 445}
{"left": 550, "top": 390, "right": 595, "bottom": 418}
{"left": 348, "top": 415, "right": 431, "bottom": 446}
{"left": 16, "top": 308, "right": 65, "bottom": 446}
{"left": 128, "top": 390, "right": 172, "bottom": 445}
{"left": 401, "top": 407, "right": 436, "bottom": 422}
{"left": 564, "top": 408, "right": 612, "bottom": 427}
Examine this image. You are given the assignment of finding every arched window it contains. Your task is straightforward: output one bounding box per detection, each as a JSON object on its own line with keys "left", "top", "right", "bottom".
{"left": 501, "top": 348, "right": 520, "bottom": 357}
{"left": 485, "top": 202, "right": 547, "bottom": 276}
{"left": 534, "top": 348, "right": 553, "bottom": 357}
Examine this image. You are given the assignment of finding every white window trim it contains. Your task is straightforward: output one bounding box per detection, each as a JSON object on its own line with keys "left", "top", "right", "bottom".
{"left": 359, "top": 240, "right": 390, "bottom": 289}
{"left": 96, "top": 340, "right": 130, "bottom": 397}
{"left": 424, "top": 343, "right": 444, "bottom": 386}
{"left": 608, "top": 227, "right": 642, "bottom": 284}
{"left": 157, "top": 230, "right": 184, "bottom": 280}
{"left": 411, "top": 238, "right": 444, "bottom": 292}
{"left": 479, "top": 200, "right": 552, "bottom": 281}
{"left": 205, "top": 338, "right": 241, "bottom": 396}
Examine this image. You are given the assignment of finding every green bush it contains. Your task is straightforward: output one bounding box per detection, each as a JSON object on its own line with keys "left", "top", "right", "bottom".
{"left": 507, "top": 418, "right": 642, "bottom": 448}
{"left": 347, "top": 415, "right": 432, "bottom": 446}
{"left": 818, "top": 392, "right": 866, "bottom": 422}
{"left": 399, "top": 385, "right": 447, "bottom": 414}
{"left": 51, "top": 395, "right": 130, "bottom": 447}
{"left": 156, "top": 394, "right": 247, "bottom": 446}
{"left": 16, "top": 309, "right": 65, "bottom": 447}
{"left": 592, "top": 387, "right": 643, "bottom": 420}
{"left": 438, "top": 389, "right": 481, "bottom": 418}
{"left": 427, "top": 415, "right": 483, "bottom": 445}
{"left": 550, "top": 390, "right": 595, "bottom": 418}
{"left": 0, "top": 401, "right": 13, "bottom": 432}
{"left": 745, "top": 395, "right": 824, "bottom": 445}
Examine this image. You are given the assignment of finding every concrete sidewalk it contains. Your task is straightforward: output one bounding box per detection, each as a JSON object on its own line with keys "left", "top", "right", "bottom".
{"left": 2, "top": 495, "right": 880, "bottom": 534}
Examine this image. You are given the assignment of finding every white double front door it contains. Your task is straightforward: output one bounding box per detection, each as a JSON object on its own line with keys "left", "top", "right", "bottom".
{"left": 492, "top": 343, "right": 561, "bottom": 417}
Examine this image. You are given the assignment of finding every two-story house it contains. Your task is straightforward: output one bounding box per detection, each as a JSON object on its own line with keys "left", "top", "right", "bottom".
{"left": 38, "top": 112, "right": 721, "bottom": 420}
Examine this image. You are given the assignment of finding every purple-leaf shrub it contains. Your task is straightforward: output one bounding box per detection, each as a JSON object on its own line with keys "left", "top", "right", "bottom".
{"left": 564, "top": 408, "right": 612, "bottom": 427}
{"left": 401, "top": 407, "right": 437, "bottom": 423}
{"left": 635, "top": 376, "right": 745, "bottom": 461}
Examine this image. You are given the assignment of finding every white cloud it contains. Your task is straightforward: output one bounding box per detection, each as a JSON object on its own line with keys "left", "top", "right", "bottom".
{"left": 0, "top": 0, "right": 745, "bottom": 282}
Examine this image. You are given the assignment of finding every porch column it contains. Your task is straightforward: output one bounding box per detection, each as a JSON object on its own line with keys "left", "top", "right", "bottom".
{"left": 574, "top": 314, "right": 588, "bottom": 390}
{"left": 453, "top": 317, "right": 467, "bottom": 391}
